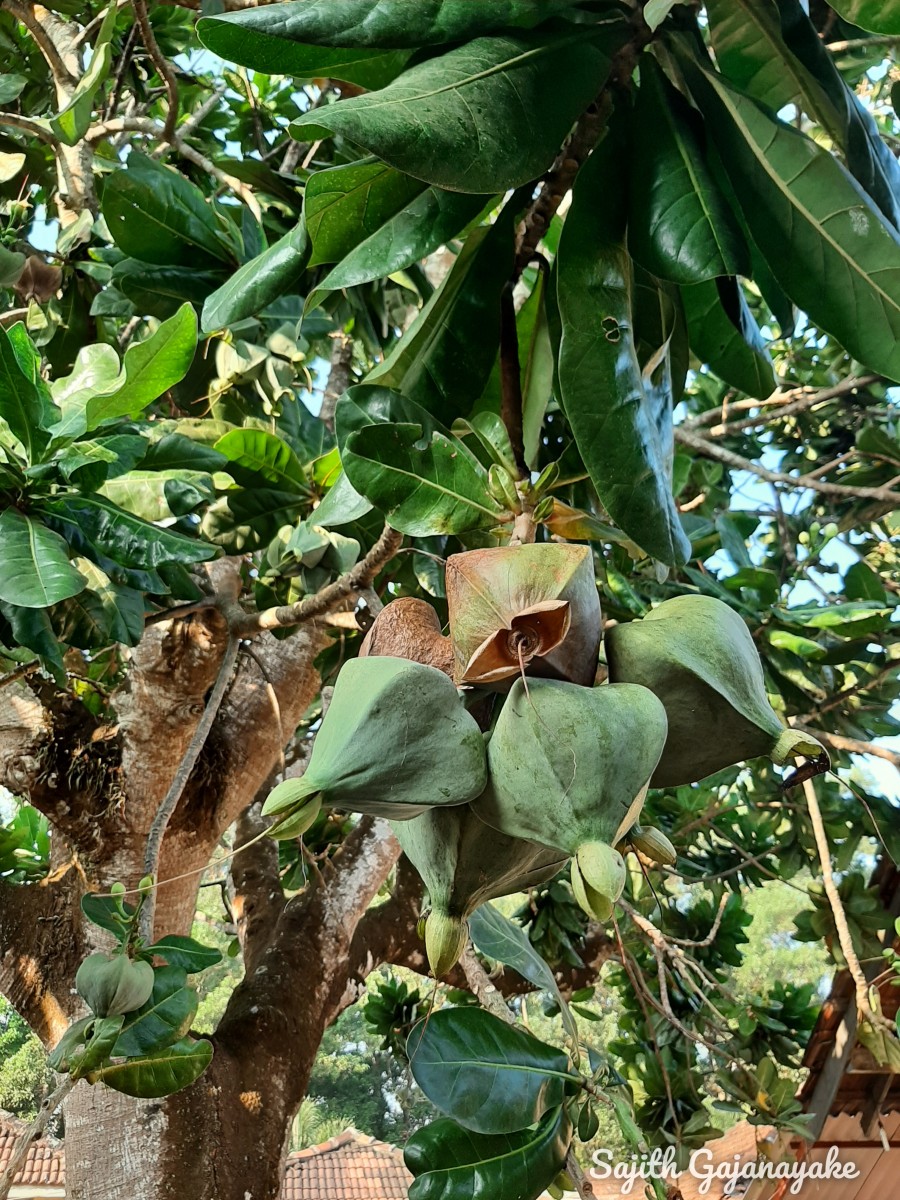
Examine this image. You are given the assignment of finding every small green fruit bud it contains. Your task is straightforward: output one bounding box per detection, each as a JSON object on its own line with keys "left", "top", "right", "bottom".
{"left": 630, "top": 824, "right": 677, "bottom": 867}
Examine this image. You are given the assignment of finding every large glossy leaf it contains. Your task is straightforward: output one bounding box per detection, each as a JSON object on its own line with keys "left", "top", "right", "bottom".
{"left": 114, "top": 967, "right": 198, "bottom": 1058}
{"left": 629, "top": 58, "right": 747, "bottom": 283}
{"left": 681, "top": 276, "right": 775, "bottom": 399}
{"left": 214, "top": 429, "right": 308, "bottom": 493}
{"left": 309, "top": 468, "right": 373, "bottom": 527}
{"left": 201, "top": 0, "right": 588, "bottom": 51}
{"left": 0, "top": 602, "right": 65, "bottom": 679}
{"left": 49, "top": 2, "right": 116, "bottom": 145}
{"left": 36, "top": 493, "right": 218, "bottom": 570}
{"left": 0, "top": 324, "right": 55, "bottom": 463}
{"left": 92, "top": 1036, "right": 213, "bottom": 1098}
{"left": 311, "top": 189, "right": 490, "bottom": 307}
{"left": 200, "top": 489, "right": 307, "bottom": 551}
{"left": 99, "top": 470, "right": 213, "bottom": 523}
{"left": 113, "top": 260, "right": 227, "bottom": 319}
{"left": 408, "top": 1008, "right": 572, "bottom": 1133}
{"left": 338, "top": 387, "right": 503, "bottom": 536}
{"left": 366, "top": 213, "right": 513, "bottom": 420}
{"left": 0, "top": 510, "right": 85, "bottom": 609}
{"left": 290, "top": 30, "right": 622, "bottom": 193}
{"left": 684, "top": 58, "right": 900, "bottom": 382}
{"left": 405, "top": 1107, "right": 571, "bottom": 1200}
{"left": 197, "top": 15, "right": 411, "bottom": 87}
{"left": 90, "top": 305, "right": 199, "bottom": 429}
{"left": 305, "top": 159, "right": 425, "bottom": 268}
{"left": 776, "top": 0, "right": 900, "bottom": 231}
{"left": 705, "top": 0, "right": 842, "bottom": 139}
{"left": 824, "top": 0, "right": 900, "bottom": 34}
{"left": 51, "top": 559, "right": 145, "bottom": 648}
{"left": 201, "top": 223, "right": 309, "bottom": 331}
{"left": 144, "top": 936, "right": 222, "bottom": 974}
{"left": 103, "top": 154, "right": 237, "bottom": 268}
{"left": 468, "top": 905, "right": 577, "bottom": 1042}
{"left": 556, "top": 118, "right": 691, "bottom": 566}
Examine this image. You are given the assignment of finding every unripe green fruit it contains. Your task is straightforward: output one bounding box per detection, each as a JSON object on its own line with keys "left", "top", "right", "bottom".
{"left": 630, "top": 824, "right": 677, "bottom": 867}
{"left": 425, "top": 911, "right": 470, "bottom": 980}
{"left": 75, "top": 953, "right": 154, "bottom": 1017}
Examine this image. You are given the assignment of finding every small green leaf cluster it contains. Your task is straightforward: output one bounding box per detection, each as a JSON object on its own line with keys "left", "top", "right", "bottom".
{"left": 49, "top": 884, "right": 222, "bottom": 1100}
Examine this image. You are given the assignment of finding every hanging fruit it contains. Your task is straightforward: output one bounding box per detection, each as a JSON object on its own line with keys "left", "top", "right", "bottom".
{"left": 261, "top": 656, "right": 487, "bottom": 832}
{"left": 445, "top": 543, "right": 602, "bottom": 688}
{"left": 359, "top": 596, "right": 453, "bottom": 677}
{"left": 473, "top": 678, "right": 668, "bottom": 920}
{"left": 604, "top": 594, "right": 829, "bottom": 787}
{"left": 393, "top": 804, "right": 567, "bottom": 977}
{"left": 75, "top": 953, "right": 155, "bottom": 1018}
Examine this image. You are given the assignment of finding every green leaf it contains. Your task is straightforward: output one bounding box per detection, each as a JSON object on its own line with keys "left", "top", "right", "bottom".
{"left": 405, "top": 1107, "right": 571, "bottom": 1200}
{"left": 102, "top": 153, "right": 237, "bottom": 268}
{"left": 200, "top": 1, "right": 589, "bottom": 51}
{"left": 705, "top": 0, "right": 843, "bottom": 139}
{"left": 306, "top": 159, "right": 425, "bottom": 268}
{"left": 0, "top": 602, "right": 65, "bottom": 681}
{"left": 112, "top": 260, "right": 227, "bottom": 319}
{"left": 201, "top": 223, "right": 309, "bottom": 332}
{"left": 49, "top": 3, "right": 116, "bottom": 145}
{"left": 681, "top": 276, "right": 775, "bottom": 399}
{"left": 0, "top": 324, "right": 55, "bottom": 463}
{"left": 81, "top": 892, "right": 136, "bottom": 940}
{"left": 0, "top": 509, "right": 85, "bottom": 609}
{"left": 89, "top": 305, "right": 199, "bottom": 429}
{"left": 310, "top": 468, "right": 373, "bottom": 527}
{"left": 197, "top": 13, "right": 411, "bottom": 87}
{"left": 51, "top": 559, "right": 145, "bottom": 648}
{"left": 311, "top": 189, "right": 490, "bottom": 305}
{"left": 35, "top": 493, "right": 218, "bottom": 571}
{"left": 200, "top": 488, "right": 307, "bottom": 551}
{"left": 844, "top": 560, "right": 888, "bottom": 603}
{"left": 214, "top": 428, "right": 308, "bottom": 493}
{"left": 114, "top": 966, "right": 199, "bottom": 1058}
{"left": 144, "top": 935, "right": 222, "bottom": 974}
{"left": 775, "top": 0, "right": 900, "bottom": 232}
{"left": 683, "top": 54, "right": 900, "bottom": 383}
{"left": 337, "top": 387, "right": 503, "bottom": 536}
{"left": 0, "top": 244, "right": 25, "bottom": 286}
{"left": 50, "top": 343, "right": 125, "bottom": 442}
{"left": 99, "top": 470, "right": 214, "bottom": 523}
{"left": 408, "top": 1008, "right": 572, "bottom": 1134}
{"left": 290, "top": 30, "right": 622, "bottom": 193}
{"left": 630, "top": 58, "right": 748, "bottom": 283}
{"left": 468, "top": 905, "right": 577, "bottom": 1041}
{"left": 0, "top": 74, "right": 26, "bottom": 104}
{"left": 556, "top": 115, "right": 690, "bottom": 566}
{"left": 823, "top": 0, "right": 900, "bottom": 35}
{"left": 92, "top": 1036, "right": 213, "bottom": 1098}
{"left": 366, "top": 213, "right": 513, "bottom": 420}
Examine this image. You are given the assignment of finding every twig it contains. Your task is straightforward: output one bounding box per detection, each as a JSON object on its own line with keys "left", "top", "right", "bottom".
{"left": 795, "top": 725, "right": 900, "bottom": 772}
{"left": 132, "top": 0, "right": 178, "bottom": 140}
{"left": 683, "top": 376, "right": 880, "bottom": 438}
{"left": 675, "top": 425, "right": 900, "bottom": 506}
{"left": 320, "top": 331, "right": 354, "bottom": 432}
{"left": 460, "top": 942, "right": 515, "bottom": 1024}
{"left": 223, "top": 525, "right": 402, "bottom": 635}
{"left": 0, "top": 112, "right": 59, "bottom": 145}
{"left": 828, "top": 34, "right": 900, "bottom": 54}
{"left": 499, "top": 285, "right": 527, "bottom": 476}
{"left": 139, "top": 635, "right": 240, "bottom": 940}
{"left": 3, "top": 0, "right": 76, "bottom": 93}
{"left": 0, "top": 1076, "right": 76, "bottom": 1200}
{"left": 801, "top": 775, "right": 895, "bottom": 1034}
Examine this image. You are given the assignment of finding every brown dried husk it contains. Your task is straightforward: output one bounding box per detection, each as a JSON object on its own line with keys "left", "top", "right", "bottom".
{"left": 445, "top": 543, "right": 601, "bottom": 688}
{"left": 359, "top": 597, "right": 454, "bottom": 677}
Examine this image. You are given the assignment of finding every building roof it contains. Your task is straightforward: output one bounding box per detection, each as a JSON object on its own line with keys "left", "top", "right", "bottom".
{"left": 283, "top": 1129, "right": 412, "bottom": 1200}
{"left": 0, "top": 1112, "right": 65, "bottom": 1190}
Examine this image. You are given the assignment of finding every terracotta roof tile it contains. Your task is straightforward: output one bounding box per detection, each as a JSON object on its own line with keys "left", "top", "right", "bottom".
{"left": 0, "top": 1112, "right": 65, "bottom": 1188}
{"left": 283, "top": 1129, "right": 412, "bottom": 1200}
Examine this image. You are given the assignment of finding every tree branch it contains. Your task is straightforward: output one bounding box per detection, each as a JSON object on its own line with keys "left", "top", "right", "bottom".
{"left": 0, "top": 112, "right": 59, "bottom": 145}
{"left": 674, "top": 425, "right": 900, "bottom": 506}
{"left": 140, "top": 635, "right": 240, "bottom": 939}
{"left": 3, "top": 0, "right": 77, "bottom": 93}
{"left": 132, "top": 0, "right": 179, "bottom": 140}
{"left": 682, "top": 375, "right": 881, "bottom": 436}
{"left": 0, "top": 1076, "right": 76, "bottom": 1200}
{"left": 794, "top": 724, "right": 900, "bottom": 772}
{"left": 230, "top": 799, "right": 285, "bottom": 975}
{"left": 222, "top": 525, "right": 402, "bottom": 635}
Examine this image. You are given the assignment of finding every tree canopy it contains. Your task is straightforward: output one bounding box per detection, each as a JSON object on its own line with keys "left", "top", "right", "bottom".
{"left": 0, "top": 2, "right": 899, "bottom": 1199}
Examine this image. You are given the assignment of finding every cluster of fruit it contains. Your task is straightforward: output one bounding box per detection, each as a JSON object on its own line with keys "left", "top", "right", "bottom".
{"left": 262, "top": 544, "right": 827, "bottom": 975}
